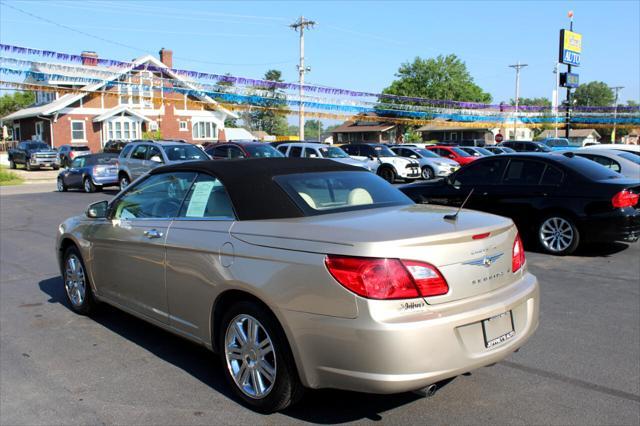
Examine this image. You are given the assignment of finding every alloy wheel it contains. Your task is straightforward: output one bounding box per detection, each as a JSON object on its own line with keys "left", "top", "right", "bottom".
{"left": 119, "top": 176, "right": 129, "bottom": 190}
{"left": 84, "top": 179, "right": 92, "bottom": 193}
{"left": 57, "top": 178, "right": 65, "bottom": 192}
{"left": 65, "top": 254, "right": 86, "bottom": 307}
{"left": 422, "top": 167, "right": 434, "bottom": 180}
{"left": 224, "top": 314, "right": 277, "bottom": 399}
{"left": 539, "top": 217, "right": 574, "bottom": 253}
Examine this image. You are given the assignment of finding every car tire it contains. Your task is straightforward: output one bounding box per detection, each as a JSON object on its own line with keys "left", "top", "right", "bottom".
{"left": 83, "top": 178, "right": 96, "bottom": 193}
{"left": 119, "top": 174, "right": 130, "bottom": 191}
{"left": 377, "top": 166, "right": 396, "bottom": 183}
{"left": 57, "top": 178, "right": 67, "bottom": 192}
{"left": 537, "top": 214, "right": 580, "bottom": 255}
{"left": 62, "top": 246, "right": 95, "bottom": 315}
{"left": 219, "top": 301, "right": 304, "bottom": 413}
{"left": 9, "top": 160, "right": 16, "bottom": 169}
{"left": 421, "top": 166, "right": 435, "bottom": 180}
{"left": 53, "top": 165, "right": 60, "bottom": 170}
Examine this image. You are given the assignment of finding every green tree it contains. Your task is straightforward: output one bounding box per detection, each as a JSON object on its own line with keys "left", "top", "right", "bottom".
{"left": 573, "top": 81, "right": 615, "bottom": 106}
{"left": 246, "top": 70, "right": 289, "bottom": 135}
{"left": 626, "top": 100, "right": 639, "bottom": 107}
{"left": 382, "top": 55, "right": 492, "bottom": 104}
{"left": 304, "top": 119, "right": 323, "bottom": 140}
{"left": 0, "top": 91, "right": 35, "bottom": 118}
{"left": 510, "top": 97, "right": 551, "bottom": 107}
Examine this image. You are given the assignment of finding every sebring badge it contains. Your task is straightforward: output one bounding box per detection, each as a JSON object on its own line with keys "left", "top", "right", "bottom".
{"left": 463, "top": 253, "right": 504, "bottom": 268}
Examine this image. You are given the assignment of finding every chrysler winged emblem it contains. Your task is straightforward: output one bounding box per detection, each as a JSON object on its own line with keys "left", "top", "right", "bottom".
{"left": 463, "top": 253, "right": 504, "bottom": 268}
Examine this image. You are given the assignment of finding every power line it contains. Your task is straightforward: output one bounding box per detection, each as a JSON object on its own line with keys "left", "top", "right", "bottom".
{"left": 0, "top": 1, "right": 296, "bottom": 67}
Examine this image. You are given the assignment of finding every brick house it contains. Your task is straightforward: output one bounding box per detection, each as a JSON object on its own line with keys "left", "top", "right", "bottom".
{"left": 331, "top": 114, "right": 399, "bottom": 144}
{"left": 2, "top": 49, "right": 237, "bottom": 152}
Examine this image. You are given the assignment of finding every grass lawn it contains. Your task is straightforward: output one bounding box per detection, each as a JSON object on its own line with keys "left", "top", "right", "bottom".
{"left": 0, "top": 166, "right": 24, "bottom": 186}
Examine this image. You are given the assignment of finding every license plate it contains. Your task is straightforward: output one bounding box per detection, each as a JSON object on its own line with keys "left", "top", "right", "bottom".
{"left": 482, "top": 311, "right": 515, "bottom": 348}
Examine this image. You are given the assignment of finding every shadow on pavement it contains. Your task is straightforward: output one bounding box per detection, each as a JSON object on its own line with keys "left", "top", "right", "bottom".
{"left": 38, "top": 276, "right": 429, "bottom": 422}
{"left": 525, "top": 241, "right": 630, "bottom": 257}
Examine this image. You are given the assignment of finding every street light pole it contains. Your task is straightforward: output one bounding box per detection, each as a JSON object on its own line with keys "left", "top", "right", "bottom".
{"left": 565, "top": 11, "right": 574, "bottom": 139}
{"left": 290, "top": 16, "right": 315, "bottom": 141}
{"left": 553, "top": 62, "right": 560, "bottom": 138}
{"left": 509, "top": 61, "right": 528, "bottom": 140}
{"left": 611, "top": 86, "right": 624, "bottom": 144}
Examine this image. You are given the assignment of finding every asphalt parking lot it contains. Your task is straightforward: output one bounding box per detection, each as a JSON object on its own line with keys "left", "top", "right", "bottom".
{"left": 1, "top": 183, "right": 639, "bottom": 425}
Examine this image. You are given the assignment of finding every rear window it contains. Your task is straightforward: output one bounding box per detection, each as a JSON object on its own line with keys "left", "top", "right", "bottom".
{"left": 71, "top": 146, "right": 90, "bottom": 151}
{"left": 85, "top": 154, "right": 118, "bottom": 165}
{"left": 565, "top": 156, "right": 623, "bottom": 180}
{"left": 274, "top": 171, "right": 413, "bottom": 215}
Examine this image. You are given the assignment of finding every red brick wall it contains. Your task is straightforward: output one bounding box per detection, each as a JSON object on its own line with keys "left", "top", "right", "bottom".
{"left": 52, "top": 115, "right": 102, "bottom": 152}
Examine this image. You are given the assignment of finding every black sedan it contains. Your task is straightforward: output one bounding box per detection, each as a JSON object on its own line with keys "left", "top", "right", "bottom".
{"left": 400, "top": 153, "right": 640, "bottom": 255}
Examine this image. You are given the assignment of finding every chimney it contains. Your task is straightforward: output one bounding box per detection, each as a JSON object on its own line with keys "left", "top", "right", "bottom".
{"left": 81, "top": 51, "right": 98, "bottom": 66}
{"left": 159, "top": 48, "right": 173, "bottom": 68}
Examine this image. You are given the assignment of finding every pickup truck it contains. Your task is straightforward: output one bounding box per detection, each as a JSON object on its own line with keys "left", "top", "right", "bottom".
{"left": 8, "top": 141, "right": 60, "bottom": 171}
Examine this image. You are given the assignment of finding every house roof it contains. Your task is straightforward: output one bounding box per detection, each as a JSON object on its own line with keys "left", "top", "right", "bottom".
{"left": 93, "top": 106, "right": 152, "bottom": 123}
{"left": 3, "top": 54, "right": 237, "bottom": 121}
{"left": 417, "top": 124, "right": 492, "bottom": 132}
{"left": 539, "top": 129, "right": 601, "bottom": 139}
{"left": 330, "top": 121, "right": 396, "bottom": 133}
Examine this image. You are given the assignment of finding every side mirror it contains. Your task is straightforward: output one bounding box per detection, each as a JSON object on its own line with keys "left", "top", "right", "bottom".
{"left": 368, "top": 155, "right": 375, "bottom": 160}
{"left": 410, "top": 155, "right": 418, "bottom": 159}
{"left": 86, "top": 200, "right": 108, "bottom": 219}
{"left": 448, "top": 155, "right": 455, "bottom": 159}
{"left": 150, "top": 155, "right": 163, "bottom": 163}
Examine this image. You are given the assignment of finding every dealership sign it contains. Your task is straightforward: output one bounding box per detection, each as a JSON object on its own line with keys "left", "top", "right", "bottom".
{"left": 559, "top": 29, "right": 582, "bottom": 66}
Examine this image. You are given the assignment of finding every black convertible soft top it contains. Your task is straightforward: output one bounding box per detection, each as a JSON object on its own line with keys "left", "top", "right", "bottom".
{"left": 150, "top": 158, "right": 365, "bottom": 220}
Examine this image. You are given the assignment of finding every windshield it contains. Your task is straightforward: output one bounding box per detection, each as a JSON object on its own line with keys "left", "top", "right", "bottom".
{"left": 475, "top": 147, "right": 494, "bottom": 156}
{"left": 536, "top": 143, "right": 553, "bottom": 152}
{"left": 414, "top": 148, "right": 439, "bottom": 158}
{"left": 616, "top": 150, "right": 640, "bottom": 159}
{"left": 451, "top": 147, "right": 472, "bottom": 157}
{"left": 274, "top": 171, "right": 413, "bottom": 215}
{"left": 319, "top": 146, "right": 349, "bottom": 158}
{"left": 25, "top": 142, "right": 49, "bottom": 150}
{"left": 163, "top": 145, "right": 209, "bottom": 161}
{"left": 244, "top": 144, "right": 284, "bottom": 158}
{"left": 617, "top": 152, "right": 640, "bottom": 164}
{"left": 373, "top": 145, "right": 396, "bottom": 157}
{"left": 501, "top": 147, "right": 516, "bottom": 153}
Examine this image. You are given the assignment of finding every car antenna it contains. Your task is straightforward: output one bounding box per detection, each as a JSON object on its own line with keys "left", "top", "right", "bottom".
{"left": 444, "top": 188, "right": 474, "bottom": 221}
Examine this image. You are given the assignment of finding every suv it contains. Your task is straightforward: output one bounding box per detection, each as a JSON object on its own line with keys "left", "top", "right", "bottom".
{"left": 341, "top": 143, "right": 420, "bottom": 183}
{"left": 499, "top": 140, "right": 552, "bottom": 153}
{"left": 205, "top": 141, "right": 283, "bottom": 159}
{"left": 58, "top": 145, "right": 91, "bottom": 168}
{"left": 277, "top": 142, "right": 372, "bottom": 170}
{"left": 118, "top": 140, "right": 210, "bottom": 189}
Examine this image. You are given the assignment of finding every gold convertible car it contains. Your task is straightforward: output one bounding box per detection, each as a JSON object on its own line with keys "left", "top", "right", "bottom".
{"left": 56, "top": 158, "right": 539, "bottom": 412}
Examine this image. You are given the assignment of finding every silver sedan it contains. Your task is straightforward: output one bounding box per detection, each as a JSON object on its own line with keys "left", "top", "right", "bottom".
{"left": 56, "top": 158, "right": 539, "bottom": 412}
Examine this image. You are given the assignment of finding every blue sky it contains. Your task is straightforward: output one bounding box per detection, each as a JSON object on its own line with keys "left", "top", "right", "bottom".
{"left": 1, "top": 0, "right": 639, "bottom": 107}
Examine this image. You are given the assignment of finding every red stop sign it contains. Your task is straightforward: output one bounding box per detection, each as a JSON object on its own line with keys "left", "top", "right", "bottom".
{"left": 495, "top": 133, "right": 504, "bottom": 143}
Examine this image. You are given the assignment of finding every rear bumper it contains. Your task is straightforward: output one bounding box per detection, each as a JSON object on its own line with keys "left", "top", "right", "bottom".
{"left": 283, "top": 271, "right": 539, "bottom": 393}
{"left": 91, "top": 175, "right": 119, "bottom": 186}
{"left": 579, "top": 208, "right": 640, "bottom": 243}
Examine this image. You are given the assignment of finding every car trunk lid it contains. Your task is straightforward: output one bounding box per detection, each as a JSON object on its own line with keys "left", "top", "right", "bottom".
{"left": 230, "top": 204, "right": 520, "bottom": 305}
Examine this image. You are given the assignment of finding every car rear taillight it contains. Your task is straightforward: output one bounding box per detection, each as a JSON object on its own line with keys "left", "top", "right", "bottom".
{"left": 69, "top": 151, "right": 76, "bottom": 159}
{"left": 325, "top": 255, "right": 448, "bottom": 300}
{"left": 512, "top": 233, "right": 525, "bottom": 273}
{"left": 612, "top": 190, "right": 639, "bottom": 208}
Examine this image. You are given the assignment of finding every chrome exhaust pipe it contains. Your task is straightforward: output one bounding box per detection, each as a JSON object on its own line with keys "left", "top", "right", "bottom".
{"left": 413, "top": 383, "right": 438, "bottom": 398}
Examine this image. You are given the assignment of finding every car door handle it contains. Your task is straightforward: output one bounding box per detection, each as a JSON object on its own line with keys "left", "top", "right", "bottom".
{"left": 143, "top": 229, "right": 164, "bottom": 239}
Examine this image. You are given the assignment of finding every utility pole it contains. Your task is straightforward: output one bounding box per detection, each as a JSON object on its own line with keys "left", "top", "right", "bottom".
{"left": 290, "top": 16, "right": 315, "bottom": 141}
{"left": 611, "top": 86, "right": 624, "bottom": 144}
{"left": 509, "top": 61, "right": 528, "bottom": 140}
